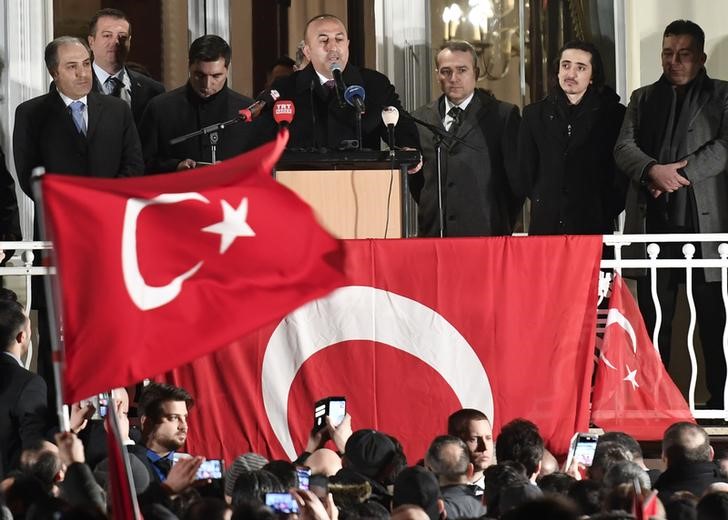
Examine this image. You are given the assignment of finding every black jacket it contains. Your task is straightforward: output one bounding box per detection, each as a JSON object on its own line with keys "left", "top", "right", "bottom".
{"left": 518, "top": 86, "right": 626, "bottom": 235}
{"left": 92, "top": 67, "right": 165, "bottom": 128}
{"left": 654, "top": 461, "right": 726, "bottom": 504}
{"left": 441, "top": 484, "right": 486, "bottom": 519}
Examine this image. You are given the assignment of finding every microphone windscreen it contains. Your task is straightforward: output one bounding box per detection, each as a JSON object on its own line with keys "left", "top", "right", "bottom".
{"left": 344, "top": 85, "right": 366, "bottom": 105}
{"left": 330, "top": 62, "right": 343, "bottom": 74}
{"left": 382, "top": 106, "right": 399, "bottom": 126}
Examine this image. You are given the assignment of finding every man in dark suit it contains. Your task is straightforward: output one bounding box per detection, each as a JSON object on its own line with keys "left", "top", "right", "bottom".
{"left": 87, "top": 8, "right": 165, "bottom": 128}
{"left": 140, "top": 35, "right": 258, "bottom": 173}
{"left": 257, "top": 14, "right": 420, "bottom": 152}
{"left": 14, "top": 36, "right": 143, "bottom": 198}
{"left": 0, "top": 299, "right": 48, "bottom": 478}
{"left": 411, "top": 41, "right": 521, "bottom": 237}
{"left": 614, "top": 20, "right": 728, "bottom": 406}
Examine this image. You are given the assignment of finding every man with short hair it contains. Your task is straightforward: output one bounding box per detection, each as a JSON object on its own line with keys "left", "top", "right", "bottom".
{"left": 425, "top": 435, "right": 486, "bottom": 518}
{"left": 614, "top": 20, "right": 728, "bottom": 407}
{"left": 495, "top": 418, "right": 544, "bottom": 483}
{"left": 411, "top": 40, "right": 522, "bottom": 237}
{"left": 258, "top": 14, "right": 419, "bottom": 152}
{"left": 447, "top": 408, "right": 494, "bottom": 494}
{"left": 87, "top": 8, "right": 164, "bottom": 127}
{"left": 139, "top": 34, "right": 257, "bottom": 173}
{"left": 0, "top": 299, "right": 48, "bottom": 478}
{"left": 392, "top": 466, "right": 444, "bottom": 520}
{"left": 129, "top": 382, "right": 194, "bottom": 483}
{"left": 654, "top": 421, "right": 726, "bottom": 503}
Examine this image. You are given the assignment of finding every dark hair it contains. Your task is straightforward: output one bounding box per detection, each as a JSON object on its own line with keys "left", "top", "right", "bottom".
{"left": 268, "top": 56, "right": 295, "bottom": 73}
{"left": 495, "top": 418, "right": 545, "bottom": 477}
{"left": 599, "top": 431, "right": 643, "bottom": 460}
{"left": 22, "top": 451, "right": 61, "bottom": 494}
{"left": 500, "top": 495, "right": 579, "bottom": 520}
{"left": 663, "top": 422, "right": 712, "bottom": 465}
{"left": 567, "top": 479, "right": 602, "bottom": 516}
{"left": 137, "top": 382, "right": 194, "bottom": 424}
{"left": 552, "top": 40, "right": 606, "bottom": 92}
{"left": 188, "top": 35, "right": 232, "bottom": 67}
{"left": 447, "top": 408, "right": 489, "bottom": 439}
{"left": 303, "top": 14, "right": 347, "bottom": 42}
{"left": 425, "top": 435, "right": 470, "bottom": 482}
{"left": 231, "top": 469, "right": 284, "bottom": 510}
{"left": 664, "top": 19, "right": 705, "bottom": 52}
{"left": 0, "top": 299, "right": 27, "bottom": 351}
{"left": 88, "top": 8, "right": 129, "bottom": 37}
{"left": 587, "top": 441, "right": 632, "bottom": 481}
{"left": 182, "top": 497, "right": 230, "bottom": 520}
{"left": 537, "top": 472, "right": 576, "bottom": 496}
{"left": 0, "top": 288, "right": 18, "bottom": 302}
{"left": 261, "top": 460, "right": 298, "bottom": 489}
{"left": 44, "top": 36, "right": 90, "bottom": 76}
{"left": 483, "top": 462, "right": 529, "bottom": 518}
{"left": 602, "top": 460, "right": 651, "bottom": 492}
{"left": 698, "top": 491, "right": 728, "bottom": 520}
{"left": 437, "top": 40, "right": 479, "bottom": 72}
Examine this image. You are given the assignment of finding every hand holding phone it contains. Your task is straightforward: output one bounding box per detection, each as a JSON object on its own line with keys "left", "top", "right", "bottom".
{"left": 265, "top": 492, "right": 299, "bottom": 514}
{"left": 313, "top": 396, "right": 346, "bottom": 431}
{"left": 564, "top": 432, "right": 599, "bottom": 472}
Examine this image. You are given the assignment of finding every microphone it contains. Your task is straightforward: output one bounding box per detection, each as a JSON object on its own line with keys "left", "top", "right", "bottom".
{"left": 344, "top": 85, "right": 366, "bottom": 114}
{"left": 273, "top": 100, "right": 295, "bottom": 128}
{"left": 381, "top": 106, "right": 399, "bottom": 151}
{"left": 330, "top": 63, "right": 347, "bottom": 106}
{"left": 239, "top": 89, "right": 281, "bottom": 121}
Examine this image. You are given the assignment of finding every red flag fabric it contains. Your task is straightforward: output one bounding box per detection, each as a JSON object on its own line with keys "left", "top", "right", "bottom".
{"left": 591, "top": 273, "right": 694, "bottom": 439}
{"left": 41, "top": 129, "right": 346, "bottom": 404}
{"left": 164, "top": 236, "right": 602, "bottom": 462}
{"left": 105, "top": 404, "right": 140, "bottom": 519}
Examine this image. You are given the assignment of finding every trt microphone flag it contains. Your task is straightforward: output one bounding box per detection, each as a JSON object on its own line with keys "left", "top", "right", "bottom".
{"left": 164, "top": 236, "right": 603, "bottom": 462}
{"left": 591, "top": 273, "right": 694, "bottom": 439}
{"left": 40, "top": 129, "right": 346, "bottom": 404}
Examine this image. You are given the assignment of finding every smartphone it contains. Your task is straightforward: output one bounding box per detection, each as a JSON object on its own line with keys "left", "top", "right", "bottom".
{"left": 296, "top": 466, "right": 311, "bottom": 490}
{"left": 265, "top": 492, "right": 299, "bottom": 514}
{"left": 564, "top": 432, "right": 599, "bottom": 469}
{"left": 89, "top": 392, "right": 110, "bottom": 420}
{"left": 172, "top": 454, "right": 224, "bottom": 480}
{"left": 313, "top": 396, "right": 346, "bottom": 431}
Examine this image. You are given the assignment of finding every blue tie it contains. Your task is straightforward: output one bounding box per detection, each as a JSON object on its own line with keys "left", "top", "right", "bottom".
{"left": 69, "top": 100, "right": 86, "bottom": 135}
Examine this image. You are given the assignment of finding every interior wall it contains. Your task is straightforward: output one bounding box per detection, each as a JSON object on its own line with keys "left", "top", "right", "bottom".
{"left": 626, "top": 0, "right": 728, "bottom": 95}
{"left": 287, "top": 0, "right": 347, "bottom": 58}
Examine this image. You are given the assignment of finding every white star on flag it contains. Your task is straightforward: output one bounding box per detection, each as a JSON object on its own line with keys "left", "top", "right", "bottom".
{"left": 623, "top": 364, "right": 639, "bottom": 390}
{"left": 202, "top": 197, "right": 255, "bottom": 254}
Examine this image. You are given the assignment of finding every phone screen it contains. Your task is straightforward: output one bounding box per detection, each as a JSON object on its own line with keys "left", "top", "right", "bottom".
{"left": 265, "top": 492, "right": 299, "bottom": 514}
{"left": 196, "top": 459, "right": 223, "bottom": 480}
{"left": 573, "top": 435, "right": 599, "bottom": 466}
{"left": 296, "top": 466, "right": 310, "bottom": 490}
{"left": 328, "top": 399, "right": 346, "bottom": 427}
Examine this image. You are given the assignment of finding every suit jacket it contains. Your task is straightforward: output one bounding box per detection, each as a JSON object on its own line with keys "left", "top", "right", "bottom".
{"left": 0, "top": 353, "right": 48, "bottom": 478}
{"left": 13, "top": 88, "right": 144, "bottom": 199}
{"left": 410, "top": 89, "right": 521, "bottom": 237}
{"left": 139, "top": 83, "right": 257, "bottom": 173}
{"left": 257, "top": 63, "right": 420, "bottom": 151}
{"left": 0, "top": 146, "right": 21, "bottom": 246}
{"left": 614, "top": 71, "right": 728, "bottom": 281}
{"left": 92, "top": 67, "right": 165, "bottom": 128}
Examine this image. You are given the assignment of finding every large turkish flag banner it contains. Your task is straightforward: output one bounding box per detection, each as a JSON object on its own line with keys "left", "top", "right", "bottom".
{"left": 165, "top": 236, "right": 602, "bottom": 462}
{"left": 41, "top": 130, "right": 346, "bottom": 404}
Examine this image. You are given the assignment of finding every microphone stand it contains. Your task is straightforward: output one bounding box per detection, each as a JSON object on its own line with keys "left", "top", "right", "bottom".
{"left": 354, "top": 107, "right": 363, "bottom": 151}
{"left": 170, "top": 114, "right": 246, "bottom": 164}
{"left": 404, "top": 113, "right": 481, "bottom": 238}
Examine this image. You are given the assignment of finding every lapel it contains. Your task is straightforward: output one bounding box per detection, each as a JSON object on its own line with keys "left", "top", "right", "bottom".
{"left": 128, "top": 68, "right": 143, "bottom": 116}
{"left": 49, "top": 90, "right": 86, "bottom": 141}
{"left": 687, "top": 70, "right": 713, "bottom": 128}
{"left": 453, "top": 93, "right": 484, "bottom": 140}
{"left": 86, "top": 92, "right": 103, "bottom": 141}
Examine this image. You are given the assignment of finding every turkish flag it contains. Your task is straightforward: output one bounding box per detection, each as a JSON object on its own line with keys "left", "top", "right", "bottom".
{"left": 164, "top": 236, "right": 603, "bottom": 462}
{"left": 41, "top": 129, "right": 346, "bottom": 404}
{"left": 591, "top": 273, "right": 694, "bottom": 439}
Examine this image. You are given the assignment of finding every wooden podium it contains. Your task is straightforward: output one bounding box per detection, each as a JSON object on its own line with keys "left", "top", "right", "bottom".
{"left": 274, "top": 150, "right": 420, "bottom": 239}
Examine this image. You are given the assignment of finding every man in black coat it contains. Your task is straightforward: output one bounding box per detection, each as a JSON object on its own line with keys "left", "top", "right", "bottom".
{"left": 13, "top": 36, "right": 144, "bottom": 198}
{"left": 139, "top": 35, "right": 257, "bottom": 173}
{"left": 0, "top": 299, "right": 48, "bottom": 478}
{"left": 257, "top": 14, "right": 419, "bottom": 152}
{"left": 655, "top": 422, "right": 726, "bottom": 503}
{"left": 87, "top": 8, "right": 165, "bottom": 128}
{"left": 411, "top": 41, "right": 521, "bottom": 237}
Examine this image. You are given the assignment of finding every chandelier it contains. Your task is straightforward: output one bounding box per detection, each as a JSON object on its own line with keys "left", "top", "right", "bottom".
{"left": 441, "top": 0, "right": 521, "bottom": 81}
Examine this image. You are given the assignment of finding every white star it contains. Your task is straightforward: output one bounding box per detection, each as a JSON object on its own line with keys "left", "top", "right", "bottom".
{"left": 623, "top": 364, "right": 639, "bottom": 390}
{"left": 202, "top": 197, "right": 255, "bottom": 254}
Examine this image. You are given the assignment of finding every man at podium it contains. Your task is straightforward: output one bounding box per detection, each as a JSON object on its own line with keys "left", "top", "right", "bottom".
{"left": 257, "top": 14, "right": 420, "bottom": 153}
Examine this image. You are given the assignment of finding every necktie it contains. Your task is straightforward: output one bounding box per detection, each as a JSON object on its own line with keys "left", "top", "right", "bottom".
{"left": 105, "top": 76, "right": 123, "bottom": 97}
{"left": 448, "top": 106, "right": 463, "bottom": 134}
{"left": 69, "top": 100, "right": 86, "bottom": 135}
{"left": 324, "top": 79, "right": 336, "bottom": 90}
{"left": 153, "top": 456, "right": 173, "bottom": 478}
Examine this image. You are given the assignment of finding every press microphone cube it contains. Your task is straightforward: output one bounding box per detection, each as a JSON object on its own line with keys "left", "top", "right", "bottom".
{"left": 273, "top": 100, "right": 295, "bottom": 127}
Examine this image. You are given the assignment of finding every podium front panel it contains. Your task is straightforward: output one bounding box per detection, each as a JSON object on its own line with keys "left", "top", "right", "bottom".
{"left": 275, "top": 169, "right": 402, "bottom": 239}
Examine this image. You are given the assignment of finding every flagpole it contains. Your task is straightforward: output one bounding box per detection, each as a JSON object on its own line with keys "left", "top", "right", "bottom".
{"left": 106, "top": 393, "right": 142, "bottom": 519}
{"left": 31, "top": 167, "right": 70, "bottom": 432}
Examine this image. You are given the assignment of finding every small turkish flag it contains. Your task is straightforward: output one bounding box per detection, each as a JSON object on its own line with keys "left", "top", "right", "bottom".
{"left": 41, "top": 129, "right": 346, "bottom": 404}
{"left": 591, "top": 273, "right": 694, "bottom": 439}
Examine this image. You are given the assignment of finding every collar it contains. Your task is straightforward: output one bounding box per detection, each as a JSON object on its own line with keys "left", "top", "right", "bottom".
{"left": 57, "top": 90, "right": 88, "bottom": 107}
{"left": 2, "top": 350, "right": 22, "bottom": 366}
{"left": 145, "top": 448, "right": 174, "bottom": 462}
{"left": 314, "top": 69, "right": 332, "bottom": 86}
{"left": 93, "top": 63, "right": 130, "bottom": 90}
{"left": 445, "top": 92, "right": 475, "bottom": 114}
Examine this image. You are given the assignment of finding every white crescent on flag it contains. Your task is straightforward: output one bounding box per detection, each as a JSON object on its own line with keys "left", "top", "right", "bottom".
{"left": 261, "top": 285, "right": 494, "bottom": 460}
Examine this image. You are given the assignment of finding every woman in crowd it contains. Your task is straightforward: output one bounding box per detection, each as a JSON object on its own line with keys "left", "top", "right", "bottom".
{"left": 518, "top": 40, "right": 626, "bottom": 235}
